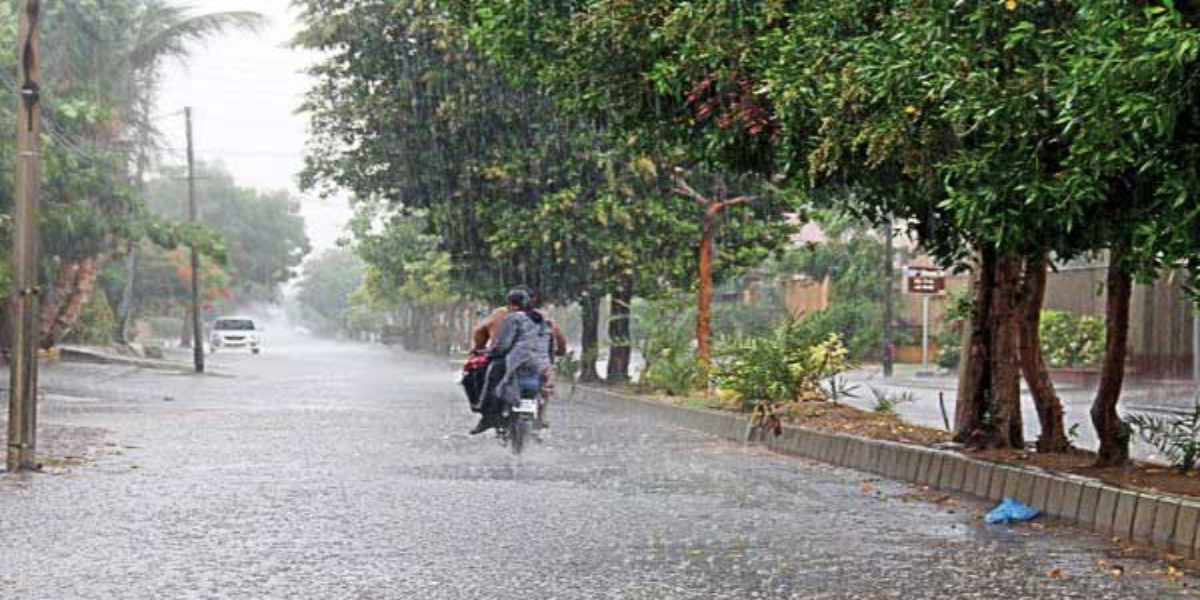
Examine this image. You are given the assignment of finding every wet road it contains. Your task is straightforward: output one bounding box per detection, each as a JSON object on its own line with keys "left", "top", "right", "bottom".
{"left": 0, "top": 334, "right": 1194, "bottom": 598}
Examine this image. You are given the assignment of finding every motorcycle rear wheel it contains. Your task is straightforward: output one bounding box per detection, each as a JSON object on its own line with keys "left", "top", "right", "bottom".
{"left": 509, "top": 415, "right": 532, "bottom": 455}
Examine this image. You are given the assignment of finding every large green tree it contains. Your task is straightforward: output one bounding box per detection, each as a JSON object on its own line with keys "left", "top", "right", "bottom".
{"left": 144, "top": 163, "right": 311, "bottom": 305}
{"left": 295, "top": 0, "right": 793, "bottom": 383}
{"left": 0, "top": 2, "right": 265, "bottom": 348}
{"left": 295, "top": 248, "right": 366, "bottom": 335}
{"left": 459, "top": 0, "right": 1200, "bottom": 463}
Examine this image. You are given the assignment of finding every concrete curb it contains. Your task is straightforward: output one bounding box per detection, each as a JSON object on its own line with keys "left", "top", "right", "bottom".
{"left": 575, "top": 384, "right": 1200, "bottom": 558}
{"left": 58, "top": 346, "right": 196, "bottom": 373}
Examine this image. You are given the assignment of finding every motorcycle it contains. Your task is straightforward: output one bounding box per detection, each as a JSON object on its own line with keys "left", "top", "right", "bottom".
{"left": 461, "top": 352, "right": 542, "bottom": 455}
{"left": 496, "top": 374, "right": 543, "bottom": 455}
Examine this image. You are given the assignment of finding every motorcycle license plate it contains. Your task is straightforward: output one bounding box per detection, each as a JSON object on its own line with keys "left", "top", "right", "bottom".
{"left": 514, "top": 399, "right": 539, "bottom": 414}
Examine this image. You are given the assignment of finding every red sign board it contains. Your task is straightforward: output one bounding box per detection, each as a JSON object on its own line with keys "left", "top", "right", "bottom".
{"left": 905, "top": 266, "right": 946, "bottom": 295}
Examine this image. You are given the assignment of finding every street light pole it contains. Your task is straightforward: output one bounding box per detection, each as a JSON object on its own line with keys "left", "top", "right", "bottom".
{"left": 185, "top": 108, "right": 204, "bottom": 374}
{"left": 8, "top": 0, "right": 42, "bottom": 472}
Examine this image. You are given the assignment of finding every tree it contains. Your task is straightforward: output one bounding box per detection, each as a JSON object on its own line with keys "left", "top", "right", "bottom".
{"left": 296, "top": 0, "right": 791, "bottom": 383}
{"left": 1051, "top": 3, "right": 1200, "bottom": 465}
{"left": 457, "top": 0, "right": 797, "bottom": 379}
{"left": 295, "top": 249, "right": 366, "bottom": 335}
{"left": 4, "top": 2, "right": 266, "bottom": 349}
{"left": 144, "top": 163, "right": 311, "bottom": 305}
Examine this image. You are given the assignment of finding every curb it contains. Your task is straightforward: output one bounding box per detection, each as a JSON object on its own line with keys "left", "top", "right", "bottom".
{"left": 58, "top": 346, "right": 199, "bottom": 374}
{"left": 575, "top": 385, "right": 1200, "bottom": 558}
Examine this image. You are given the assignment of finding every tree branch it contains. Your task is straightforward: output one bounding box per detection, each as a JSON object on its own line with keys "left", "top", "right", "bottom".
{"left": 672, "top": 173, "right": 710, "bottom": 207}
{"left": 718, "top": 196, "right": 757, "bottom": 209}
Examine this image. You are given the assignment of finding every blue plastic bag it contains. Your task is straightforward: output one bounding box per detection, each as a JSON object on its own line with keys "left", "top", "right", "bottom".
{"left": 985, "top": 497, "right": 1040, "bottom": 524}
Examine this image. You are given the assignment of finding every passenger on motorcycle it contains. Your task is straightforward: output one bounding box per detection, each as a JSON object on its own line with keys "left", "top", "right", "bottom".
{"left": 468, "top": 288, "right": 563, "bottom": 435}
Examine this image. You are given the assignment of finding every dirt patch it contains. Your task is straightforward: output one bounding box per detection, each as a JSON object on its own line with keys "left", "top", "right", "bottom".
{"left": 972, "top": 447, "right": 1200, "bottom": 499}
{"left": 641, "top": 390, "right": 951, "bottom": 446}
{"left": 777, "top": 401, "right": 952, "bottom": 445}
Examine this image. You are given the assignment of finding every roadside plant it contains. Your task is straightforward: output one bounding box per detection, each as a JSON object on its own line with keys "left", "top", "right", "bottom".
{"left": 823, "top": 375, "right": 861, "bottom": 405}
{"left": 1127, "top": 403, "right": 1200, "bottom": 473}
{"left": 1040, "top": 311, "right": 1105, "bottom": 369}
{"left": 555, "top": 351, "right": 580, "bottom": 382}
{"left": 634, "top": 298, "right": 701, "bottom": 396}
{"left": 711, "top": 319, "right": 852, "bottom": 410}
{"left": 1067, "top": 423, "right": 1081, "bottom": 445}
{"left": 935, "top": 288, "right": 972, "bottom": 370}
{"left": 869, "top": 387, "right": 915, "bottom": 416}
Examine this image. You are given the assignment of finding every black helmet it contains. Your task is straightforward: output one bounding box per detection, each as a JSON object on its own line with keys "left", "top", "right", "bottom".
{"left": 506, "top": 288, "right": 531, "bottom": 309}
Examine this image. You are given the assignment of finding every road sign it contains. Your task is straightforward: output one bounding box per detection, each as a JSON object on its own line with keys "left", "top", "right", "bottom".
{"left": 905, "top": 266, "right": 946, "bottom": 295}
{"left": 903, "top": 266, "right": 947, "bottom": 376}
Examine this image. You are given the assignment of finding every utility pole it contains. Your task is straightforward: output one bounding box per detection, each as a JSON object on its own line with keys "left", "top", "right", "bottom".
{"left": 8, "top": 0, "right": 42, "bottom": 472}
{"left": 185, "top": 108, "right": 204, "bottom": 374}
{"left": 882, "top": 217, "right": 895, "bottom": 377}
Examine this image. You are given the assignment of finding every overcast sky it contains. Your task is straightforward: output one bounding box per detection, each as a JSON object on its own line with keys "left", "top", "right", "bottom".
{"left": 156, "top": 0, "right": 350, "bottom": 252}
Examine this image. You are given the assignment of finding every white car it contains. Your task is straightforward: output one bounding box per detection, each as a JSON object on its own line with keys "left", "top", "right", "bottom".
{"left": 210, "top": 317, "right": 261, "bottom": 354}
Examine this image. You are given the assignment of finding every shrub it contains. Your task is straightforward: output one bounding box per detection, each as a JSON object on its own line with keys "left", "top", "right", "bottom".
{"left": 800, "top": 301, "right": 879, "bottom": 361}
{"left": 634, "top": 298, "right": 701, "bottom": 396}
{"left": 1127, "top": 403, "right": 1200, "bottom": 473}
{"left": 64, "top": 291, "right": 117, "bottom": 346}
{"left": 869, "top": 387, "right": 915, "bottom": 415}
{"left": 712, "top": 319, "right": 852, "bottom": 410}
{"left": 1040, "top": 310, "right": 1105, "bottom": 368}
{"left": 935, "top": 288, "right": 971, "bottom": 370}
{"left": 555, "top": 351, "right": 580, "bottom": 382}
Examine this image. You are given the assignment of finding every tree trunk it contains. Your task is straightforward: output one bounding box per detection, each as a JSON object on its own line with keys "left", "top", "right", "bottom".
{"left": 0, "top": 297, "right": 12, "bottom": 359}
{"left": 179, "top": 307, "right": 193, "bottom": 348}
{"left": 606, "top": 279, "right": 634, "bottom": 384}
{"left": 1019, "top": 253, "right": 1070, "bottom": 453}
{"left": 990, "top": 252, "right": 1025, "bottom": 449}
{"left": 39, "top": 260, "right": 78, "bottom": 347}
{"left": 50, "top": 256, "right": 100, "bottom": 344}
{"left": 579, "top": 294, "right": 602, "bottom": 383}
{"left": 955, "top": 249, "right": 996, "bottom": 444}
{"left": 116, "top": 244, "right": 138, "bottom": 344}
{"left": 1093, "top": 248, "right": 1133, "bottom": 467}
{"left": 696, "top": 206, "right": 716, "bottom": 370}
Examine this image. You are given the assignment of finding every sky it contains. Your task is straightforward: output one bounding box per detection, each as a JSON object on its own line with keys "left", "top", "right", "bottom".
{"left": 156, "top": 0, "right": 351, "bottom": 252}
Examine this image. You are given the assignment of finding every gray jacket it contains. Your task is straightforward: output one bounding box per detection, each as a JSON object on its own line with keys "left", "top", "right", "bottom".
{"left": 490, "top": 310, "right": 553, "bottom": 403}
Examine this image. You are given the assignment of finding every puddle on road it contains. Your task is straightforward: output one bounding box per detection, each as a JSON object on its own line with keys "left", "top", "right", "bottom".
{"left": 44, "top": 393, "right": 102, "bottom": 404}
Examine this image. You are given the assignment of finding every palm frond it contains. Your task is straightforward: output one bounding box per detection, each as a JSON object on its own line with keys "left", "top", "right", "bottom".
{"left": 128, "top": 6, "right": 269, "bottom": 71}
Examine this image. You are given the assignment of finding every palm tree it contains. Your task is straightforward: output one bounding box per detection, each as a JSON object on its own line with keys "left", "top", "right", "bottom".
{"left": 35, "top": 2, "right": 267, "bottom": 347}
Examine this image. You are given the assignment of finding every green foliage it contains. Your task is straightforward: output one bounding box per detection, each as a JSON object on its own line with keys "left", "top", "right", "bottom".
{"left": 555, "top": 351, "right": 580, "bottom": 382}
{"left": 935, "top": 333, "right": 962, "bottom": 371}
{"left": 935, "top": 288, "right": 972, "bottom": 370}
{"left": 1040, "top": 311, "right": 1106, "bottom": 369}
{"left": 869, "top": 387, "right": 915, "bottom": 416}
{"left": 712, "top": 321, "right": 851, "bottom": 410}
{"left": 633, "top": 298, "right": 701, "bottom": 396}
{"left": 757, "top": 215, "right": 900, "bottom": 360}
{"left": 64, "top": 291, "right": 117, "bottom": 346}
{"left": 1128, "top": 404, "right": 1200, "bottom": 473}
{"left": 295, "top": 249, "right": 367, "bottom": 335}
{"left": 798, "top": 301, "right": 884, "bottom": 363}
{"left": 347, "top": 207, "right": 456, "bottom": 310}
{"left": 145, "top": 163, "right": 310, "bottom": 303}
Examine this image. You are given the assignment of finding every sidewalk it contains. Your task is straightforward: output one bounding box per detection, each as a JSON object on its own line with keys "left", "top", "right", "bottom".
{"left": 844, "top": 364, "right": 1200, "bottom": 463}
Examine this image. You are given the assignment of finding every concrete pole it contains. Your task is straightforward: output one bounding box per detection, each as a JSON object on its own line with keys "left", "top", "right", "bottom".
{"left": 882, "top": 217, "right": 895, "bottom": 377}
{"left": 1192, "top": 311, "right": 1199, "bottom": 381}
{"left": 8, "top": 0, "right": 42, "bottom": 472}
{"left": 921, "top": 295, "right": 931, "bottom": 374}
{"left": 185, "top": 108, "right": 205, "bottom": 374}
